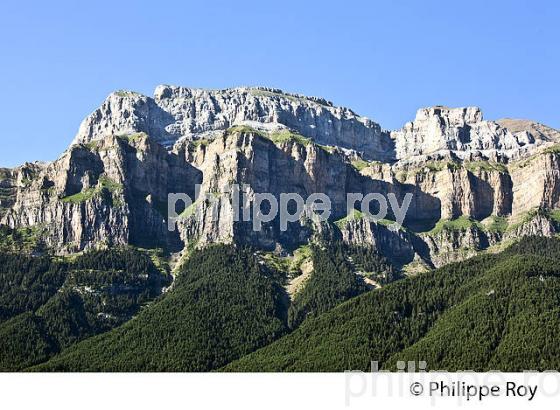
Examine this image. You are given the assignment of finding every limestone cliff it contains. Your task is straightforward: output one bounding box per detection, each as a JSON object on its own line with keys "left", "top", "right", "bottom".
{"left": 2, "top": 85, "right": 560, "bottom": 269}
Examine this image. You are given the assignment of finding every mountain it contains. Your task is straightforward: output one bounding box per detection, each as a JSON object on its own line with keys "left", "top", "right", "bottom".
{"left": 72, "top": 86, "right": 394, "bottom": 160}
{"left": 2, "top": 86, "right": 560, "bottom": 372}
{"left": 1, "top": 85, "right": 560, "bottom": 267}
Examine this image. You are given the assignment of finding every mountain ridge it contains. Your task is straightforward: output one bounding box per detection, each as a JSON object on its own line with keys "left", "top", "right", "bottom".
{"left": 71, "top": 85, "right": 560, "bottom": 163}
{"left": 1, "top": 85, "right": 560, "bottom": 270}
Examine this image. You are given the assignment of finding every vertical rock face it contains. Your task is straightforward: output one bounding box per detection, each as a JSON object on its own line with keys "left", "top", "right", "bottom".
{"left": 394, "top": 164, "right": 513, "bottom": 222}
{"left": 2, "top": 85, "right": 560, "bottom": 268}
{"left": 2, "top": 134, "right": 201, "bottom": 253}
{"left": 0, "top": 168, "right": 16, "bottom": 220}
{"left": 510, "top": 153, "right": 560, "bottom": 215}
{"left": 174, "top": 130, "right": 356, "bottom": 251}
{"left": 337, "top": 217, "right": 416, "bottom": 266}
{"left": 420, "top": 226, "right": 498, "bottom": 268}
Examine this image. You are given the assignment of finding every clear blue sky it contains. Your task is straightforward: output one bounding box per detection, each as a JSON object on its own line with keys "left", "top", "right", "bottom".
{"left": 0, "top": 0, "right": 558, "bottom": 167}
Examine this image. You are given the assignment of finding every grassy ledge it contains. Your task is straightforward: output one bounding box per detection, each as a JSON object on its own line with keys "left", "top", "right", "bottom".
{"left": 60, "top": 176, "right": 123, "bottom": 205}
{"left": 426, "top": 216, "right": 484, "bottom": 235}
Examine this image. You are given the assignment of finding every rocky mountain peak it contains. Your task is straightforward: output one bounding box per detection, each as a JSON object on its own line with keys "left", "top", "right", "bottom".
{"left": 392, "top": 105, "right": 558, "bottom": 161}
{"left": 71, "top": 85, "right": 560, "bottom": 167}
{"left": 73, "top": 85, "right": 395, "bottom": 161}
{"left": 414, "top": 105, "right": 484, "bottom": 125}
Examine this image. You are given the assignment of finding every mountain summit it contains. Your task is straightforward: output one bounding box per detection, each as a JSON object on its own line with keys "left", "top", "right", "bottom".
{"left": 72, "top": 86, "right": 559, "bottom": 163}
{"left": 72, "top": 86, "right": 394, "bottom": 161}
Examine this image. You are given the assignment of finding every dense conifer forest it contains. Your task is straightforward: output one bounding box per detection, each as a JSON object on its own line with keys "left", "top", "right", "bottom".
{"left": 33, "top": 245, "right": 287, "bottom": 371}
{"left": 0, "top": 247, "right": 169, "bottom": 370}
{"left": 224, "top": 237, "right": 560, "bottom": 371}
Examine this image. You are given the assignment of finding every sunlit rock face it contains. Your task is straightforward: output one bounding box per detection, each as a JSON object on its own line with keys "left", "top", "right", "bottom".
{"left": 72, "top": 86, "right": 395, "bottom": 162}
{"left": 2, "top": 85, "right": 560, "bottom": 267}
{"left": 391, "top": 106, "right": 557, "bottom": 161}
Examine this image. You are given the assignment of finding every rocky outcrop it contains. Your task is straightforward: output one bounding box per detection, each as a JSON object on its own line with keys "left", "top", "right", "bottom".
{"left": 174, "top": 129, "right": 357, "bottom": 251}
{"left": 392, "top": 106, "right": 555, "bottom": 161}
{"left": 421, "top": 226, "right": 494, "bottom": 268}
{"left": 504, "top": 212, "right": 558, "bottom": 240}
{"left": 337, "top": 217, "right": 416, "bottom": 266}
{"left": 73, "top": 86, "right": 395, "bottom": 161}
{"left": 0, "top": 168, "right": 16, "bottom": 219}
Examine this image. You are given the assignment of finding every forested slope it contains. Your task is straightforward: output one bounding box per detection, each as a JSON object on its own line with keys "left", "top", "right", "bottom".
{"left": 0, "top": 247, "right": 170, "bottom": 371}
{"left": 34, "top": 245, "right": 288, "bottom": 371}
{"left": 4, "top": 236, "right": 560, "bottom": 372}
{"left": 224, "top": 237, "right": 560, "bottom": 371}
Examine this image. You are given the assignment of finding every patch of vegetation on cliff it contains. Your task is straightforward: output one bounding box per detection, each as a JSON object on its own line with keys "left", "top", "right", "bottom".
{"left": 504, "top": 207, "right": 560, "bottom": 234}
{"left": 464, "top": 160, "right": 508, "bottom": 173}
{"left": 543, "top": 144, "right": 560, "bottom": 155}
{"left": 317, "top": 144, "right": 336, "bottom": 154}
{"left": 510, "top": 146, "right": 560, "bottom": 170}
{"left": 228, "top": 125, "right": 334, "bottom": 155}
{"left": 398, "top": 161, "right": 460, "bottom": 180}
{"left": 0, "top": 225, "right": 45, "bottom": 253}
{"left": 267, "top": 130, "right": 312, "bottom": 147}
{"left": 60, "top": 188, "right": 97, "bottom": 204}
{"left": 402, "top": 159, "right": 510, "bottom": 179}
{"left": 260, "top": 244, "right": 313, "bottom": 277}
{"left": 179, "top": 199, "right": 200, "bottom": 218}
{"left": 60, "top": 176, "right": 123, "bottom": 205}
{"left": 548, "top": 209, "right": 560, "bottom": 224}
{"left": 376, "top": 217, "right": 406, "bottom": 230}
{"left": 350, "top": 158, "right": 383, "bottom": 172}
{"left": 84, "top": 140, "right": 102, "bottom": 150}
{"left": 351, "top": 159, "right": 369, "bottom": 171}
{"left": 117, "top": 132, "right": 148, "bottom": 144}
{"left": 481, "top": 215, "right": 509, "bottom": 233}
{"left": 506, "top": 208, "right": 546, "bottom": 232}
{"left": 334, "top": 209, "right": 365, "bottom": 227}
{"left": 226, "top": 125, "right": 265, "bottom": 137}
{"left": 427, "top": 216, "right": 484, "bottom": 235}
{"left": 98, "top": 176, "right": 122, "bottom": 193}
{"left": 334, "top": 209, "right": 403, "bottom": 231}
